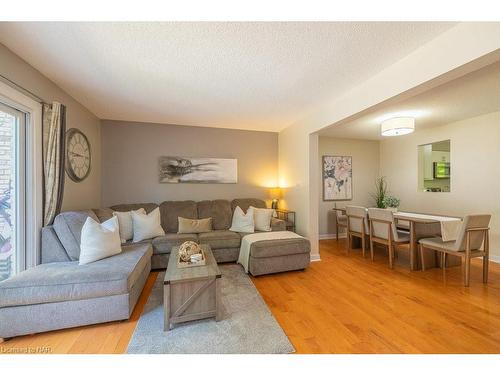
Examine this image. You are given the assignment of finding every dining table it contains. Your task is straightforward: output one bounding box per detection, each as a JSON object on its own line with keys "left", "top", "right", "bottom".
{"left": 393, "top": 211, "right": 462, "bottom": 270}
{"left": 331, "top": 208, "right": 463, "bottom": 270}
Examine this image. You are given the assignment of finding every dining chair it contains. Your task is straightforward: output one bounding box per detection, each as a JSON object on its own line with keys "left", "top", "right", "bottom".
{"left": 418, "top": 214, "right": 491, "bottom": 286}
{"left": 395, "top": 218, "right": 410, "bottom": 232}
{"left": 346, "top": 206, "right": 370, "bottom": 258}
{"left": 334, "top": 203, "right": 347, "bottom": 241}
{"left": 367, "top": 208, "right": 411, "bottom": 269}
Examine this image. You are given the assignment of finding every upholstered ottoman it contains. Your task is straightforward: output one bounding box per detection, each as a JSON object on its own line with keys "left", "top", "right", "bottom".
{"left": 248, "top": 237, "right": 311, "bottom": 276}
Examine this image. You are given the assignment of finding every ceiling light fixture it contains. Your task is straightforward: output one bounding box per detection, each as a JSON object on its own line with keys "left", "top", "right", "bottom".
{"left": 381, "top": 117, "right": 415, "bottom": 137}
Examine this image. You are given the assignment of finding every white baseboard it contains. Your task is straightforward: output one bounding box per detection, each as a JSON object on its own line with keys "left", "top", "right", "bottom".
{"left": 319, "top": 233, "right": 346, "bottom": 240}
{"left": 489, "top": 255, "right": 500, "bottom": 264}
{"left": 315, "top": 237, "right": 500, "bottom": 264}
{"left": 310, "top": 253, "right": 321, "bottom": 262}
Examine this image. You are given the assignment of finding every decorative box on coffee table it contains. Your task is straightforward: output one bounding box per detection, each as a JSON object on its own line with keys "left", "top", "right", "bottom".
{"left": 164, "top": 244, "right": 222, "bottom": 331}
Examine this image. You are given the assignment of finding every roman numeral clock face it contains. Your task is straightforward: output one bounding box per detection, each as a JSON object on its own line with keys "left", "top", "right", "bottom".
{"left": 65, "top": 128, "right": 91, "bottom": 182}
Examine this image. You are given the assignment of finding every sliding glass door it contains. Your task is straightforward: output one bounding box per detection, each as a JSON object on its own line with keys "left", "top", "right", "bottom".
{"left": 0, "top": 102, "right": 26, "bottom": 281}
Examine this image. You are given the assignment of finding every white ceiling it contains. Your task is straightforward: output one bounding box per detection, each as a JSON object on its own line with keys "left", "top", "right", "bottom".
{"left": 0, "top": 22, "right": 454, "bottom": 132}
{"left": 319, "top": 60, "right": 500, "bottom": 139}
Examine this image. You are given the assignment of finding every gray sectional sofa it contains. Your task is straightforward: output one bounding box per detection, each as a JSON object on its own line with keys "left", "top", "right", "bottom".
{"left": 0, "top": 198, "right": 310, "bottom": 339}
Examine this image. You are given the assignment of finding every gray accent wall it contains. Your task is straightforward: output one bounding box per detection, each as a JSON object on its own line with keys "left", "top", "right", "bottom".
{"left": 101, "top": 120, "right": 278, "bottom": 206}
{"left": 0, "top": 43, "right": 101, "bottom": 211}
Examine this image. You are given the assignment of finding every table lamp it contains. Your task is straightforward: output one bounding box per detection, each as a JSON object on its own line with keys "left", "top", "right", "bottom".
{"left": 269, "top": 187, "right": 282, "bottom": 209}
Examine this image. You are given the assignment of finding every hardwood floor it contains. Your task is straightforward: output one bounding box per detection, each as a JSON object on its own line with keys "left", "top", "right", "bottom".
{"left": 253, "top": 239, "right": 500, "bottom": 353}
{"left": 1, "top": 239, "right": 500, "bottom": 354}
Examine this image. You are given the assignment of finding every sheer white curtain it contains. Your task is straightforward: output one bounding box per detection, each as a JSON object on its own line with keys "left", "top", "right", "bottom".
{"left": 42, "top": 102, "right": 66, "bottom": 226}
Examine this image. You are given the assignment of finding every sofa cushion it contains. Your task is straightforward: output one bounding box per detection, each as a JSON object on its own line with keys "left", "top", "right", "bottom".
{"left": 92, "top": 207, "right": 114, "bottom": 223}
{"left": 250, "top": 238, "right": 311, "bottom": 258}
{"left": 198, "top": 230, "right": 241, "bottom": 250}
{"left": 231, "top": 198, "right": 266, "bottom": 213}
{"left": 41, "top": 226, "right": 71, "bottom": 263}
{"left": 53, "top": 210, "right": 99, "bottom": 261}
{"left": 238, "top": 230, "right": 272, "bottom": 238}
{"left": 0, "top": 243, "right": 152, "bottom": 308}
{"left": 152, "top": 233, "right": 198, "bottom": 255}
{"left": 271, "top": 217, "right": 287, "bottom": 231}
{"left": 159, "top": 200, "right": 198, "bottom": 233}
{"left": 197, "top": 200, "right": 232, "bottom": 230}
{"left": 110, "top": 203, "right": 158, "bottom": 214}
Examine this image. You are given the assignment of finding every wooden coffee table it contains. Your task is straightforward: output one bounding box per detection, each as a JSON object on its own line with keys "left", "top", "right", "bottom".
{"left": 164, "top": 244, "right": 222, "bottom": 331}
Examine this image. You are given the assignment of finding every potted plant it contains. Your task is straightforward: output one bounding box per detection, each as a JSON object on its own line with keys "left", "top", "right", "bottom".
{"left": 372, "top": 176, "right": 388, "bottom": 208}
{"left": 372, "top": 177, "right": 401, "bottom": 211}
{"left": 382, "top": 196, "right": 400, "bottom": 212}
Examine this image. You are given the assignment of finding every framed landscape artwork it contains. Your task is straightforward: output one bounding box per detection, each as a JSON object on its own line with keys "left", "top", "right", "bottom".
{"left": 322, "top": 155, "right": 352, "bottom": 201}
{"left": 159, "top": 156, "right": 237, "bottom": 183}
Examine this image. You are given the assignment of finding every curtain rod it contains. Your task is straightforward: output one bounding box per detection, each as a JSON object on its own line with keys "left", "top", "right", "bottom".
{"left": 0, "top": 73, "right": 47, "bottom": 104}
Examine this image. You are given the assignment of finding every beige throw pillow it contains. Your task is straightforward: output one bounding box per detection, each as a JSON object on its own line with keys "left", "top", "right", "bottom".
{"left": 178, "top": 217, "right": 212, "bottom": 234}
{"left": 250, "top": 206, "right": 275, "bottom": 232}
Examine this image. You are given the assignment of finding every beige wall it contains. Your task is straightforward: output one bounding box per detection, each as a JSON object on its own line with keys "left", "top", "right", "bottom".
{"left": 278, "top": 23, "right": 500, "bottom": 259}
{"left": 279, "top": 125, "right": 320, "bottom": 259}
{"left": 318, "top": 137, "right": 380, "bottom": 237}
{"left": 101, "top": 120, "right": 278, "bottom": 206}
{"left": 0, "top": 43, "right": 101, "bottom": 211}
{"left": 380, "top": 110, "right": 500, "bottom": 259}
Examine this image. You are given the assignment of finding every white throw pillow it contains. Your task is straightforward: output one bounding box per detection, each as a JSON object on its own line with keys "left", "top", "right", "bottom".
{"left": 113, "top": 208, "right": 146, "bottom": 243}
{"left": 250, "top": 206, "right": 275, "bottom": 232}
{"left": 79, "top": 216, "right": 122, "bottom": 265}
{"left": 131, "top": 207, "right": 165, "bottom": 242}
{"left": 229, "top": 206, "right": 255, "bottom": 233}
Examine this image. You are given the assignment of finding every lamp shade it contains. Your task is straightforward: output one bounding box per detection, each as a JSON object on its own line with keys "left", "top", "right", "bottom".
{"left": 269, "top": 187, "right": 283, "bottom": 199}
{"left": 381, "top": 117, "right": 415, "bottom": 137}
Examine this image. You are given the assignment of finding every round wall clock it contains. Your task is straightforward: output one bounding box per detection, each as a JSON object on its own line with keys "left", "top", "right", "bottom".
{"left": 65, "top": 128, "right": 91, "bottom": 182}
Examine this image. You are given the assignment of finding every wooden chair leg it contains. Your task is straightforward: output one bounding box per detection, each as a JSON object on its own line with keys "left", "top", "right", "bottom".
{"left": 464, "top": 254, "right": 471, "bottom": 287}
{"left": 361, "top": 235, "right": 366, "bottom": 258}
{"left": 483, "top": 254, "right": 489, "bottom": 283}
{"left": 336, "top": 222, "right": 339, "bottom": 241}
{"left": 369, "top": 240, "right": 374, "bottom": 261}
{"left": 346, "top": 233, "right": 350, "bottom": 255}
{"left": 409, "top": 243, "right": 414, "bottom": 271}
{"left": 419, "top": 244, "right": 426, "bottom": 271}
{"left": 442, "top": 252, "right": 446, "bottom": 278}
{"left": 388, "top": 243, "right": 394, "bottom": 269}
{"left": 483, "top": 230, "right": 489, "bottom": 284}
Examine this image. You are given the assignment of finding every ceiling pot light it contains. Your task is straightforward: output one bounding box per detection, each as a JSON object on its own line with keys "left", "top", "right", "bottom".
{"left": 381, "top": 117, "right": 415, "bottom": 137}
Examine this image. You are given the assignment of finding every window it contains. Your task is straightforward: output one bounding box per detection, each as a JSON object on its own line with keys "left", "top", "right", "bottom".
{"left": 0, "top": 102, "right": 26, "bottom": 280}
{"left": 0, "top": 79, "right": 43, "bottom": 280}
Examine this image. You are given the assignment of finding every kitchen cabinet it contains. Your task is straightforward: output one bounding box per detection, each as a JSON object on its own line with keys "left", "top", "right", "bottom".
{"left": 423, "top": 146, "right": 450, "bottom": 181}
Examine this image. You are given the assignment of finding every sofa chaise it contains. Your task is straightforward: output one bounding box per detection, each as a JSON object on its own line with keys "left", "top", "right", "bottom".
{"left": 0, "top": 198, "right": 310, "bottom": 339}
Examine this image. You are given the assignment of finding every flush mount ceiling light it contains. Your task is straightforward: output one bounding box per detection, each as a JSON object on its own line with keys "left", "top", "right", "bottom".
{"left": 381, "top": 117, "right": 415, "bottom": 137}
